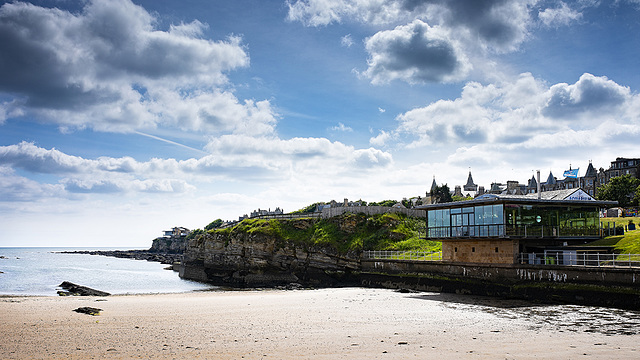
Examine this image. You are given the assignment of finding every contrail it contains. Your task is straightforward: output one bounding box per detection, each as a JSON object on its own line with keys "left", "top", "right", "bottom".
{"left": 135, "top": 131, "right": 208, "bottom": 155}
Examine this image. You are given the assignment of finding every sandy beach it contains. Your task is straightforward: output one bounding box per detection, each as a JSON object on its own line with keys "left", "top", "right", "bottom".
{"left": 1, "top": 287, "right": 639, "bottom": 359}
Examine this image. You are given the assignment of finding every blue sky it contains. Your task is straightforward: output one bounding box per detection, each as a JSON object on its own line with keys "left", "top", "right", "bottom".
{"left": 1, "top": 0, "right": 639, "bottom": 247}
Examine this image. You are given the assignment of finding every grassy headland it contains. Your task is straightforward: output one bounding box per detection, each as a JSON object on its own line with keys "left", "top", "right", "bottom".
{"left": 205, "top": 212, "right": 440, "bottom": 254}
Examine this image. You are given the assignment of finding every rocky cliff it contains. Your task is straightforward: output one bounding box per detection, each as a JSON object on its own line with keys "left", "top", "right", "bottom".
{"left": 181, "top": 217, "right": 364, "bottom": 287}
{"left": 149, "top": 236, "right": 188, "bottom": 254}
{"left": 180, "top": 213, "right": 429, "bottom": 287}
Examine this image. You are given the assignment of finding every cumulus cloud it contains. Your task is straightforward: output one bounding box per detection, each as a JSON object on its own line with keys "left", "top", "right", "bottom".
{"left": 538, "top": 2, "right": 583, "bottom": 27}
{"left": 542, "top": 73, "right": 631, "bottom": 121}
{"left": 0, "top": 137, "right": 393, "bottom": 197}
{"left": 0, "top": 0, "right": 277, "bottom": 134}
{"left": 369, "top": 130, "right": 393, "bottom": 146}
{"left": 204, "top": 135, "right": 393, "bottom": 173}
{"left": 62, "top": 178, "right": 195, "bottom": 194}
{"left": 286, "top": 0, "right": 405, "bottom": 26}
{"left": 288, "top": 0, "right": 538, "bottom": 83}
{"left": 391, "top": 72, "right": 640, "bottom": 150}
{"left": 364, "top": 20, "right": 471, "bottom": 84}
{"left": 0, "top": 167, "right": 65, "bottom": 202}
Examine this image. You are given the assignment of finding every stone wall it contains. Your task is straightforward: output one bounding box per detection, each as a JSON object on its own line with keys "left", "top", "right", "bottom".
{"left": 321, "top": 206, "right": 424, "bottom": 218}
{"left": 442, "top": 239, "right": 519, "bottom": 264}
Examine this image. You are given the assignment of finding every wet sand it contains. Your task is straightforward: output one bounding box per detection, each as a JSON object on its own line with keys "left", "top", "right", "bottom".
{"left": 1, "top": 288, "right": 639, "bottom": 359}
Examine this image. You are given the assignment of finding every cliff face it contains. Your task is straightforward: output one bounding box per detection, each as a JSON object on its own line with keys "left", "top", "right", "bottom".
{"left": 180, "top": 218, "right": 362, "bottom": 287}
{"left": 149, "top": 236, "right": 188, "bottom": 254}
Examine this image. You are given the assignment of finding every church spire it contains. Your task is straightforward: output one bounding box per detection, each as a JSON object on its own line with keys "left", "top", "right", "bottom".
{"left": 430, "top": 176, "right": 437, "bottom": 194}
{"left": 463, "top": 169, "right": 478, "bottom": 191}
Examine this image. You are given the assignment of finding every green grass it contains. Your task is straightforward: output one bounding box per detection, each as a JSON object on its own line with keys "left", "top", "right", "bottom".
{"left": 207, "top": 212, "right": 441, "bottom": 254}
{"left": 585, "top": 216, "right": 640, "bottom": 261}
{"left": 600, "top": 216, "right": 640, "bottom": 228}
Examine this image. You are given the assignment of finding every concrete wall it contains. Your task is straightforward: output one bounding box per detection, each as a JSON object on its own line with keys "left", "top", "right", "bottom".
{"left": 442, "top": 239, "right": 519, "bottom": 264}
{"left": 361, "top": 259, "right": 640, "bottom": 286}
{"left": 360, "top": 259, "right": 640, "bottom": 308}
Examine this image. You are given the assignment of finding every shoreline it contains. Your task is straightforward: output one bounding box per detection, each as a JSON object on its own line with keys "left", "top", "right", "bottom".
{"left": 1, "top": 288, "right": 639, "bottom": 359}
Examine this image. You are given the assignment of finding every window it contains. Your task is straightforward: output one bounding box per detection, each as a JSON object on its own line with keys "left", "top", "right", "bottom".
{"left": 495, "top": 247, "right": 499, "bottom": 253}
{"left": 472, "top": 247, "right": 475, "bottom": 252}
{"left": 454, "top": 247, "right": 458, "bottom": 252}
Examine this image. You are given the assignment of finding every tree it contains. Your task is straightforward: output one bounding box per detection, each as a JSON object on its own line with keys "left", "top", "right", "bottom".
{"left": 452, "top": 194, "right": 473, "bottom": 202}
{"left": 596, "top": 174, "right": 640, "bottom": 207}
{"left": 432, "top": 184, "right": 453, "bottom": 204}
{"left": 205, "top": 219, "right": 224, "bottom": 230}
{"left": 634, "top": 184, "right": 640, "bottom": 206}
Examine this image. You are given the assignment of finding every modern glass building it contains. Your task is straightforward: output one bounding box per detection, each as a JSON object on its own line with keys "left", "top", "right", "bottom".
{"left": 418, "top": 190, "right": 617, "bottom": 264}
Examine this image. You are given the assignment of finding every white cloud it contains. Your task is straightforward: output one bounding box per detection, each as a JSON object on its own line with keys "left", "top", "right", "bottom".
{"left": 331, "top": 122, "right": 354, "bottom": 131}
{"left": 364, "top": 20, "right": 471, "bottom": 84}
{"left": 0, "top": 166, "right": 65, "bottom": 202}
{"left": 539, "top": 2, "right": 583, "bottom": 27}
{"left": 369, "top": 130, "right": 392, "bottom": 146}
{"left": 542, "top": 73, "right": 631, "bottom": 122}
{"left": 378, "top": 107, "right": 386, "bottom": 113}
{"left": 286, "top": 0, "right": 404, "bottom": 27}
{"left": 0, "top": 136, "right": 394, "bottom": 198}
{"left": 0, "top": 0, "right": 276, "bottom": 135}
{"left": 288, "top": 0, "right": 538, "bottom": 84}
{"left": 203, "top": 135, "right": 393, "bottom": 174}
{"left": 341, "top": 34, "right": 354, "bottom": 47}
{"left": 390, "top": 72, "right": 640, "bottom": 153}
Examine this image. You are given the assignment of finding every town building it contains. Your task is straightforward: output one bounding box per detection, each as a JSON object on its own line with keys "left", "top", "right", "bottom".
{"left": 239, "top": 207, "right": 284, "bottom": 221}
{"left": 162, "top": 227, "right": 190, "bottom": 238}
{"left": 418, "top": 189, "right": 616, "bottom": 265}
{"left": 449, "top": 157, "right": 640, "bottom": 201}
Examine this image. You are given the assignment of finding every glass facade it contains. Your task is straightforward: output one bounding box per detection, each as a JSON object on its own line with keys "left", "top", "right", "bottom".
{"left": 427, "top": 202, "right": 600, "bottom": 238}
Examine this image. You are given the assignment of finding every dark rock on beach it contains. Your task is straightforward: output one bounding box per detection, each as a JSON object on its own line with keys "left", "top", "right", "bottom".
{"left": 58, "top": 281, "right": 111, "bottom": 297}
{"left": 73, "top": 307, "right": 103, "bottom": 316}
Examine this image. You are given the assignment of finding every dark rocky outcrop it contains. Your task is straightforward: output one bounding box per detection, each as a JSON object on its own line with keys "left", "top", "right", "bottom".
{"left": 58, "top": 281, "right": 110, "bottom": 296}
{"left": 181, "top": 218, "right": 361, "bottom": 287}
{"left": 73, "top": 307, "right": 103, "bottom": 316}
{"left": 58, "top": 249, "right": 182, "bottom": 266}
{"left": 149, "top": 236, "right": 188, "bottom": 254}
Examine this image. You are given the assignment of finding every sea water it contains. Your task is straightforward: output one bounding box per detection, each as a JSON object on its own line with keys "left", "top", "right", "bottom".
{"left": 0, "top": 247, "right": 213, "bottom": 296}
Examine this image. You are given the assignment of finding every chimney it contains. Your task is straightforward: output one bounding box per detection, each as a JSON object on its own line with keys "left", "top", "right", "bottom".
{"left": 537, "top": 170, "right": 541, "bottom": 199}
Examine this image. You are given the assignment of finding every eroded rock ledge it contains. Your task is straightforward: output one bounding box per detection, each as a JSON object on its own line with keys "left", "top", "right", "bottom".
{"left": 181, "top": 218, "right": 363, "bottom": 287}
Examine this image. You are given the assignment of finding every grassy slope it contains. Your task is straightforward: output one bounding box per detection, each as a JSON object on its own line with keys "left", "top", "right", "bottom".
{"left": 586, "top": 217, "right": 640, "bottom": 258}
{"left": 208, "top": 213, "right": 441, "bottom": 254}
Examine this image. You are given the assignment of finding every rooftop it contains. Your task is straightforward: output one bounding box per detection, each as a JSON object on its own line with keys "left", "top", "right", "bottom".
{"left": 416, "top": 189, "right": 617, "bottom": 210}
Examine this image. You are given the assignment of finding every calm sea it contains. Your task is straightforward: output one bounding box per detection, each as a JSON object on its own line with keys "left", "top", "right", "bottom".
{"left": 0, "top": 247, "right": 213, "bottom": 296}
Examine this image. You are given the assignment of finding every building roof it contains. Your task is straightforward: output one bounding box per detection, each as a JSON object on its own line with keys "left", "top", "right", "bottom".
{"left": 545, "top": 171, "right": 556, "bottom": 185}
{"left": 464, "top": 171, "right": 476, "bottom": 187}
{"left": 527, "top": 175, "right": 537, "bottom": 188}
{"left": 584, "top": 162, "right": 597, "bottom": 177}
{"left": 415, "top": 188, "right": 617, "bottom": 210}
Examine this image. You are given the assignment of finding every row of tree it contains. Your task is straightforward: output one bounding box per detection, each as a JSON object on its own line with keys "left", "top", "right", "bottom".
{"left": 595, "top": 174, "right": 640, "bottom": 207}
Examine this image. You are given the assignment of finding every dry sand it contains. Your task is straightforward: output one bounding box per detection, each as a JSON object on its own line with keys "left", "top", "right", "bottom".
{"left": 1, "top": 287, "right": 639, "bottom": 359}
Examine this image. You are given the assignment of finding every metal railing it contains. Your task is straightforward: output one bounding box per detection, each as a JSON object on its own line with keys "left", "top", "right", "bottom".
{"left": 519, "top": 252, "right": 640, "bottom": 268}
{"left": 362, "top": 250, "right": 442, "bottom": 261}
{"left": 427, "top": 225, "right": 601, "bottom": 238}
